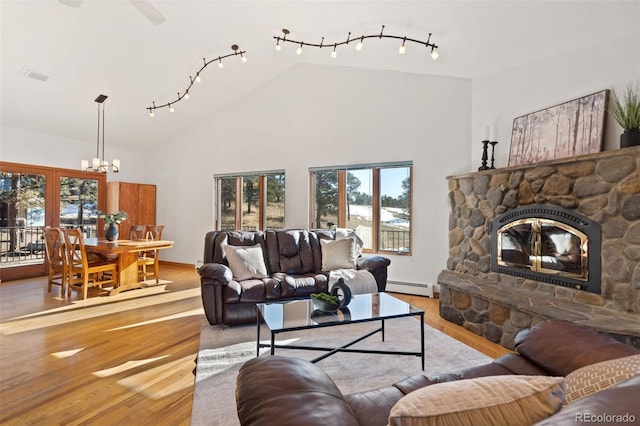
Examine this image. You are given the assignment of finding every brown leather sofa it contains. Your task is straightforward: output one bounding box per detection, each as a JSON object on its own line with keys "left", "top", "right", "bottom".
{"left": 235, "top": 320, "right": 640, "bottom": 426}
{"left": 198, "top": 229, "right": 391, "bottom": 326}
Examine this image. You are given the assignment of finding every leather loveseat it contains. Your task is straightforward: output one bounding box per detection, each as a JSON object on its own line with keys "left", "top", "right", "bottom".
{"left": 198, "top": 229, "right": 391, "bottom": 326}
{"left": 236, "top": 320, "right": 640, "bottom": 425}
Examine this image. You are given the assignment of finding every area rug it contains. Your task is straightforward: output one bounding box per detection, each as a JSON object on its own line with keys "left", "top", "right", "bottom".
{"left": 190, "top": 315, "right": 493, "bottom": 426}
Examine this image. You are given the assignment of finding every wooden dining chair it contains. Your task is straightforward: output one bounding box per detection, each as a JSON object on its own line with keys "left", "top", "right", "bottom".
{"left": 136, "top": 225, "right": 164, "bottom": 283}
{"left": 43, "top": 227, "right": 68, "bottom": 297}
{"left": 63, "top": 228, "right": 118, "bottom": 299}
{"left": 129, "top": 225, "right": 147, "bottom": 241}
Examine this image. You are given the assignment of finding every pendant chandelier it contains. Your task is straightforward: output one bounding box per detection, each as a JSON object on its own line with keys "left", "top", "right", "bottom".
{"left": 81, "top": 94, "right": 120, "bottom": 173}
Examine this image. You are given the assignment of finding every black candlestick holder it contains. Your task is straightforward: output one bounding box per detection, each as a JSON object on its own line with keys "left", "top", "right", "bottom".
{"left": 490, "top": 141, "right": 498, "bottom": 169}
{"left": 478, "top": 140, "right": 489, "bottom": 171}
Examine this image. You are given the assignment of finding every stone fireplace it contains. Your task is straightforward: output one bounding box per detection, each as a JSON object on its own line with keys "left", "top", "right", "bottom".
{"left": 439, "top": 146, "right": 640, "bottom": 349}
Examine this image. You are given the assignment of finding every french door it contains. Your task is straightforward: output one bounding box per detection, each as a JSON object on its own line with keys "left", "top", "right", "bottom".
{"left": 0, "top": 162, "right": 106, "bottom": 281}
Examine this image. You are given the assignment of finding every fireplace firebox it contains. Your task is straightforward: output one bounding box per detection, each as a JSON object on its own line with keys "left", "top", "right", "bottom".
{"left": 491, "top": 205, "right": 601, "bottom": 294}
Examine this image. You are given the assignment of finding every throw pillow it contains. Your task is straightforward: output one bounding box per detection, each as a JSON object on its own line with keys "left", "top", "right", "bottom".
{"left": 335, "top": 227, "right": 364, "bottom": 256}
{"left": 564, "top": 354, "right": 640, "bottom": 405}
{"left": 223, "top": 244, "right": 268, "bottom": 281}
{"left": 388, "top": 375, "right": 565, "bottom": 426}
{"left": 321, "top": 237, "right": 357, "bottom": 271}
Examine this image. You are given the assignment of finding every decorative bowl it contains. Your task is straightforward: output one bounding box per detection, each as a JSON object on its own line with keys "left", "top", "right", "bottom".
{"left": 312, "top": 297, "right": 340, "bottom": 312}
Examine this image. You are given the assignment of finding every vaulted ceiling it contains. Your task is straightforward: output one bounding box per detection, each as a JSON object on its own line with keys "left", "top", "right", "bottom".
{"left": 1, "top": 1, "right": 637, "bottom": 150}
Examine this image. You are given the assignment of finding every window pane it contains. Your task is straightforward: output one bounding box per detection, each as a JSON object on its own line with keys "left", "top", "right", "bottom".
{"left": 60, "top": 177, "right": 98, "bottom": 238}
{"left": 219, "top": 177, "right": 236, "bottom": 230}
{"left": 266, "top": 173, "right": 285, "bottom": 230}
{"left": 346, "top": 169, "right": 372, "bottom": 249}
{"left": 313, "top": 170, "right": 338, "bottom": 229}
{"left": 241, "top": 175, "right": 260, "bottom": 231}
{"left": 0, "top": 171, "right": 46, "bottom": 266}
{"left": 379, "top": 167, "right": 411, "bottom": 252}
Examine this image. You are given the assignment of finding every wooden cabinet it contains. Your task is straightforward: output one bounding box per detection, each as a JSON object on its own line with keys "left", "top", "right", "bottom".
{"left": 107, "top": 182, "right": 156, "bottom": 239}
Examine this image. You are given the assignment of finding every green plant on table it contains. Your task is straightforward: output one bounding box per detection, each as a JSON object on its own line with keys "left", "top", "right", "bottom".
{"left": 96, "top": 210, "right": 129, "bottom": 225}
{"left": 311, "top": 292, "right": 339, "bottom": 304}
{"left": 610, "top": 83, "right": 640, "bottom": 130}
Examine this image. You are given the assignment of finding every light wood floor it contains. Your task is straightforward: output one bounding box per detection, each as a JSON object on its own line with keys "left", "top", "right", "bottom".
{"left": 0, "top": 266, "right": 510, "bottom": 425}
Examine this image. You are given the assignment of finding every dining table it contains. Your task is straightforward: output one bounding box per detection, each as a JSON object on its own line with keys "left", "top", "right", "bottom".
{"left": 83, "top": 238, "right": 174, "bottom": 295}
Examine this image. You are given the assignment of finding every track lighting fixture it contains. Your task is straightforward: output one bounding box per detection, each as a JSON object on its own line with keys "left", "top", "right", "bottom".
{"left": 146, "top": 44, "right": 246, "bottom": 116}
{"left": 273, "top": 25, "right": 439, "bottom": 60}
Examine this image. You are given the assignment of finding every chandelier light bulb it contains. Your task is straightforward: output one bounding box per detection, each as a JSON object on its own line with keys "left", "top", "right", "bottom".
{"left": 430, "top": 48, "right": 439, "bottom": 60}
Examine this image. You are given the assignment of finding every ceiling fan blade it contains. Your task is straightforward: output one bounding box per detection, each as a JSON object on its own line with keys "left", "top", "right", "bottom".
{"left": 129, "top": 0, "right": 166, "bottom": 25}
{"left": 59, "top": 0, "right": 84, "bottom": 7}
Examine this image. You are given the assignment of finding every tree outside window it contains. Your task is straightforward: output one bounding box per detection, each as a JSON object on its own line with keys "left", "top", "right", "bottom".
{"left": 216, "top": 171, "right": 285, "bottom": 231}
{"left": 310, "top": 163, "right": 412, "bottom": 254}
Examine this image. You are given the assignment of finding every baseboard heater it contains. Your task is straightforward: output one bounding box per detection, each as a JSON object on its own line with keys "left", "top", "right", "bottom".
{"left": 385, "top": 281, "right": 434, "bottom": 298}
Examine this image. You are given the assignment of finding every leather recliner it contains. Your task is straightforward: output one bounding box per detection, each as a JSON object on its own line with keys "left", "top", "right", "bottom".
{"left": 198, "top": 229, "right": 391, "bottom": 326}
{"left": 236, "top": 319, "right": 640, "bottom": 426}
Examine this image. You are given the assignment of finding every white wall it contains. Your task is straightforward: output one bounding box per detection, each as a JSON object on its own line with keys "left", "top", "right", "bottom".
{"left": 150, "top": 64, "right": 471, "bottom": 287}
{"left": 1, "top": 126, "right": 147, "bottom": 182}
{"left": 472, "top": 33, "right": 640, "bottom": 169}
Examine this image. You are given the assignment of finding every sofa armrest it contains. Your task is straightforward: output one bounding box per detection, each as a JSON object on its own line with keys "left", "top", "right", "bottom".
{"left": 198, "top": 263, "right": 232, "bottom": 284}
{"left": 236, "top": 356, "right": 360, "bottom": 426}
{"left": 356, "top": 255, "right": 391, "bottom": 292}
{"left": 198, "top": 263, "right": 232, "bottom": 325}
{"left": 515, "top": 320, "right": 640, "bottom": 376}
{"left": 357, "top": 255, "right": 391, "bottom": 271}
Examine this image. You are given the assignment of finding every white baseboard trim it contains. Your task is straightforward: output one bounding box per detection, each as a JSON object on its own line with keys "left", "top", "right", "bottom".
{"left": 386, "top": 281, "right": 434, "bottom": 298}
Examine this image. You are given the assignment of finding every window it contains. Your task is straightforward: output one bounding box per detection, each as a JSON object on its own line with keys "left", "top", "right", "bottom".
{"left": 59, "top": 177, "right": 99, "bottom": 237}
{"left": 215, "top": 171, "right": 285, "bottom": 231}
{"left": 310, "top": 162, "right": 412, "bottom": 254}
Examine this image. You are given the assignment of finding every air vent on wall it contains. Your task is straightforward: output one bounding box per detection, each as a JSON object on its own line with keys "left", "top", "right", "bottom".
{"left": 22, "top": 68, "right": 51, "bottom": 82}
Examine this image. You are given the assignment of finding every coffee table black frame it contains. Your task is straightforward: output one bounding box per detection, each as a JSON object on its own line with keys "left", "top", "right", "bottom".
{"left": 256, "top": 292, "right": 425, "bottom": 370}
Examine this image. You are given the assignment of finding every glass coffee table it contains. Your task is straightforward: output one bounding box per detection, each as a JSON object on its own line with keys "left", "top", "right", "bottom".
{"left": 256, "top": 292, "right": 425, "bottom": 370}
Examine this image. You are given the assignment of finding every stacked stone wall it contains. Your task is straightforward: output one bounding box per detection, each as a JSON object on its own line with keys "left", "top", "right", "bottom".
{"left": 438, "top": 147, "right": 640, "bottom": 348}
{"left": 445, "top": 146, "right": 640, "bottom": 319}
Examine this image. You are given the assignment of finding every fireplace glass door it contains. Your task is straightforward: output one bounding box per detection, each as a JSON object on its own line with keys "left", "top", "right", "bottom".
{"left": 497, "top": 218, "right": 588, "bottom": 281}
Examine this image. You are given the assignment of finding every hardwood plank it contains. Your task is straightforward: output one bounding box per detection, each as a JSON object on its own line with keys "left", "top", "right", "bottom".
{"left": 0, "top": 267, "right": 510, "bottom": 424}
